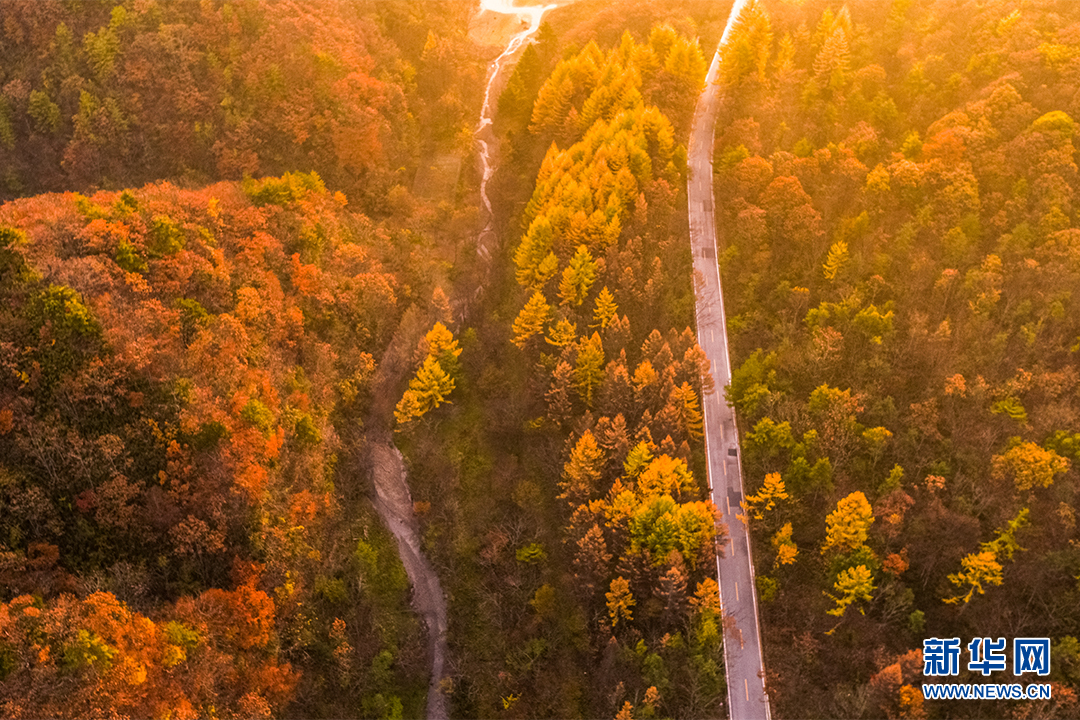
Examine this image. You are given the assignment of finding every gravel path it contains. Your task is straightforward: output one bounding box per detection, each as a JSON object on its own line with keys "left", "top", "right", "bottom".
{"left": 363, "top": 4, "right": 571, "bottom": 715}
{"left": 367, "top": 435, "right": 449, "bottom": 720}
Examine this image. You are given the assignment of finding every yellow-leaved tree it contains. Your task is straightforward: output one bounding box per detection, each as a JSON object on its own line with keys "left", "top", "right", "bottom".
{"left": 592, "top": 286, "right": 618, "bottom": 328}
{"left": 560, "top": 430, "right": 604, "bottom": 505}
{"left": 722, "top": 0, "right": 774, "bottom": 85}
{"left": 558, "top": 244, "right": 597, "bottom": 306}
{"left": 772, "top": 522, "right": 798, "bottom": 567}
{"left": 394, "top": 356, "right": 454, "bottom": 427}
{"left": 744, "top": 472, "right": 789, "bottom": 520}
{"left": 546, "top": 318, "right": 578, "bottom": 348}
{"left": 821, "top": 491, "right": 874, "bottom": 554}
{"left": 669, "top": 382, "right": 705, "bottom": 442}
{"left": 992, "top": 441, "right": 1070, "bottom": 491}
{"left": 395, "top": 322, "right": 461, "bottom": 428}
{"left": 512, "top": 290, "right": 551, "bottom": 348}
{"left": 821, "top": 491, "right": 877, "bottom": 619}
{"left": 944, "top": 551, "right": 1003, "bottom": 605}
{"left": 574, "top": 332, "right": 605, "bottom": 407}
{"left": 822, "top": 239, "right": 848, "bottom": 280}
{"left": 944, "top": 508, "right": 1029, "bottom": 604}
{"left": 606, "top": 576, "right": 635, "bottom": 627}
{"left": 424, "top": 321, "right": 461, "bottom": 371}
{"left": 637, "top": 454, "right": 696, "bottom": 500}
{"left": 826, "top": 564, "right": 875, "bottom": 616}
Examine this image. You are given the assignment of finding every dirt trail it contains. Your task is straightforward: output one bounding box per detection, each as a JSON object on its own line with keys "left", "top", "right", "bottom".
{"left": 368, "top": 435, "right": 449, "bottom": 720}
{"left": 363, "top": 4, "right": 572, "bottom": 716}
{"left": 473, "top": 0, "right": 563, "bottom": 260}
{"left": 364, "top": 309, "right": 449, "bottom": 720}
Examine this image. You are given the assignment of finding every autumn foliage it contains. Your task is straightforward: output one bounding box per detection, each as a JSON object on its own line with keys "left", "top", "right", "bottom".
{"left": 0, "top": 580, "right": 295, "bottom": 719}
{"left": 715, "top": 0, "right": 1080, "bottom": 716}
{"left": 0, "top": 1, "right": 483, "bottom": 212}
{"left": 389, "top": 25, "right": 731, "bottom": 719}
{"left": 0, "top": 171, "right": 443, "bottom": 715}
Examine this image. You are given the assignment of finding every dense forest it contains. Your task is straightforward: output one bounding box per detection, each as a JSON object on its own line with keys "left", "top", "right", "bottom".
{"left": 0, "top": 174, "right": 440, "bottom": 718}
{"left": 0, "top": 0, "right": 485, "bottom": 717}
{"left": 0, "top": 0, "right": 734, "bottom": 716}
{"left": 397, "top": 15, "right": 739, "bottom": 717}
{"left": 3, "top": 0, "right": 1080, "bottom": 718}
{"left": 715, "top": 0, "right": 1080, "bottom": 717}
{"left": 0, "top": 0, "right": 484, "bottom": 211}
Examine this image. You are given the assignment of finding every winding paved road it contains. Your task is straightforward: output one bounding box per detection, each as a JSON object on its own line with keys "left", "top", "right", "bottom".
{"left": 687, "top": 6, "right": 771, "bottom": 718}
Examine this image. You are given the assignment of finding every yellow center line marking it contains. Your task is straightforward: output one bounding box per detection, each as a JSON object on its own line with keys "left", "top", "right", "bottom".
{"left": 745, "top": 678, "right": 749, "bottom": 701}
{"left": 735, "top": 581, "right": 739, "bottom": 601}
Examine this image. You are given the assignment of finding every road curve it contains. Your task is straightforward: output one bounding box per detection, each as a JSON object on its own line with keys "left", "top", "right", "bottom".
{"left": 687, "top": 5, "right": 771, "bottom": 719}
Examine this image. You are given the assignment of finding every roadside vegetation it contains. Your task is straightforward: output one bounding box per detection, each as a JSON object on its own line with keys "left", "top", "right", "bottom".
{"left": 3, "top": 0, "right": 1079, "bottom": 717}
{"left": 716, "top": 1, "right": 1080, "bottom": 717}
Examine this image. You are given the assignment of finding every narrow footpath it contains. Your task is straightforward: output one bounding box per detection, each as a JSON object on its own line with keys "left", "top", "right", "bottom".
{"left": 474, "top": 0, "right": 559, "bottom": 260}
{"left": 364, "top": 4, "right": 565, "bottom": 718}
{"left": 687, "top": 1, "right": 772, "bottom": 718}
{"left": 365, "top": 313, "right": 450, "bottom": 720}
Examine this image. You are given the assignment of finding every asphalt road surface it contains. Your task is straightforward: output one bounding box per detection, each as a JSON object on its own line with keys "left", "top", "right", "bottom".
{"left": 687, "top": 34, "right": 772, "bottom": 720}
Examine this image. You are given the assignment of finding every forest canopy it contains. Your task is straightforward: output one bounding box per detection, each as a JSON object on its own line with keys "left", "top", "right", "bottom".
{"left": 3, "top": 0, "right": 1080, "bottom": 718}
{"left": 714, "top": 0, "right": 1080, "bottom": 717}
{"left": 0, "top": 0, "right": 483, "bottom": 212}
